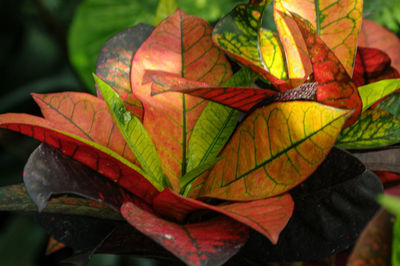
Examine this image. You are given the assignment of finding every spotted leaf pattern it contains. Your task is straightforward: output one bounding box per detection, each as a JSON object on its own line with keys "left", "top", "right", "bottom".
{"left": 337, "top": 110, "right": 400, "bottom": 149}
{"left": 280, "top": 0, "right": 363, "bottom": 76}
{"left": 0, "top": 113, "right": 158, "bottom": 203}
{"left": 292, "top": 14, "right": 362, "bottom": 127}
{"left": 121, "top": 201, "right": 249, "bottom": 266}
{"left": 153, "top": 188, "right": 294, "bottom": 244}
{"left": 200, "top": 101, "right": 351, "bottom": 201}
{"left": 131, "top": 10, "right": 232, "bottom": 189}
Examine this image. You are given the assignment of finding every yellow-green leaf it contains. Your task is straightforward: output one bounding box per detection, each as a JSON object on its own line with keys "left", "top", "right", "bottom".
{"left": 153, "top": 0, "right": 178, "bottom": 25}
{"left": 337, "top": 110, "right": 400, "bottom": 149}
{"left": 359, "top": 79, "right": 400, "bottom": 112}
{"left": 200, "top": 101, "right": 351, "bottom": 201}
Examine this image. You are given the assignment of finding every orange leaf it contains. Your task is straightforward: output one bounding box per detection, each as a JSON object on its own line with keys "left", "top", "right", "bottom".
{"left": 131, "top": 9, "right": 232, "bottom": 189}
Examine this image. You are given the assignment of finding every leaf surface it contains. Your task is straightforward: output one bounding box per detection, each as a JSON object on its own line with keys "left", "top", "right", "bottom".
{"left": 212, "top": 1, "right": 291, "bottom": 90}
{"left": 358, "top": 79, "right": 400, "bottom": 111}
{"left": 121, "top": 201, "right": 249, "bottom": 266}
{"left": 353, "top": 47, "right": 400, "bottom": 88}
{"left": 200, "top": 101, "right": 351, "bottom": 201}
{"left": 153, "top": 188, "right": 293, "bottom": 244}
{"left": 336, "top": 110, "right": 400, "bottom": 149}
{"left": 280, "top": 0, "right": 363, "bottom": 76}
{"left": 131, "top": 9, "right": 232, "bottom": 188}
{"left": 359, "top": 19, "right": 400, "bottom": 72}
{"left": 96, "top": 24, "right": 154, "bottom": 119}
{"left": 95, "top": 75, "right": 165, "bottom": 192}
{"left": 292, "top": 14, "right": 362, "bottom": 127}
{"left": 377, "top": 92, "right": 400, "bottom": 118}
{"left": 353, "top": 149, "right": 400, "bottom": 174}
{"left": 0, "top": 113, "right": 158, "bottom": 203}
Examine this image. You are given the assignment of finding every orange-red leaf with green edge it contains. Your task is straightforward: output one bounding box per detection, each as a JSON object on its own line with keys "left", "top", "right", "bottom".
{"left": 211, "top": 1, "right": 291, "bottom": 91}
{"left": 291, "top": 14, "right": 361, "bottom": 127}
{"left": 0, "top": 113, "right": 158, "bottom": 203}
{"left": 96, "top": 24, "right": 154, "bottom": 120}
{"left": 353, "top": 47, "right": 400, "bottom": 87}
{"left": 46, "top": 237, "right": 66, "bottom": 256}
{"left": 359, "top": 19, "right": 400, "bottom": 72}
{"left": 152, "top": 188, "right": 293, "bottom": 244}
{"left": 199, "top": 101, "right": 351, "bottom": 201}
{"left": 279, "top": 0, "right": 363, "bottom": 76}
{"left": 273, "top": 0, "right": 312, "bottom": 87}
{"left": 121, "top": 201, "right": 249, "bottom": 266}
{"left": 146, "top": 70, "right": 277, "bottom": 112}
{"left": 32, "top": 92, "right": 135, "bottom": 162}
{"left": 131, "top": 9, "right": 232, "bottom": 189}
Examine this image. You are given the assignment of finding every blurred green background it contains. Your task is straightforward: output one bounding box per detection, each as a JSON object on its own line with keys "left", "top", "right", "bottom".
{"left": 0, "top": 0, "right": 399, "bottom": 265}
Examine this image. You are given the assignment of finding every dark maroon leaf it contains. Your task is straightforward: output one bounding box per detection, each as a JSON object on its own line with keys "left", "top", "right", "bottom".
{"left": 235, "top": 148, "right": 383, "bottom": 262}
{"left": 96, "top": 23, "right": 154, "bottom": 120}
{"left": 23, "top": 143, "right": 150, "bottom": 213}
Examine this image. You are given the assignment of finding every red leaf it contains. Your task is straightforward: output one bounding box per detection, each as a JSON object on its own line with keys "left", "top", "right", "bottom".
{"left": 359, "top": 19, "right": 400, "bottom": 72}
{"left": 291, "top": 14, "right": 362, "bottom": 127}
{"left": 121, "top": 201, "right": 249, "bottom": 266}
{"left": 0, "top": 113, "right": 158, "bottom": 203}
{"left": 353, "top": 47, "right": 400, "bottom": 87}
{"left": 146, "top": 70, "right": 277, "bottom": 111}
{"left": 374, "top": 171, "right": 400, "bottom": 186}
{"left": 153, "top": 188, "right": 293, "bottom": 244}
{"left": 32, "top": 92, "right": 135, "bottom": 162}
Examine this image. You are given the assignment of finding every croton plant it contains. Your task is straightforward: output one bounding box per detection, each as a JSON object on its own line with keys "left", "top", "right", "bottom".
{"left": 2, "top": 0, "right": 400, "bottom": 265}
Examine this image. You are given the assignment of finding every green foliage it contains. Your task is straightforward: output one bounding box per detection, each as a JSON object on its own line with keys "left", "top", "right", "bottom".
{"left": 364, "top": 0, "right": 400, "bottom": 33}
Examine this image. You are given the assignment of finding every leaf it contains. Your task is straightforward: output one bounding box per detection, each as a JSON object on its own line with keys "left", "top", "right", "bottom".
{"left": 68, "top": 0, "right": 158, "bottom": 90}
{"left": 131, "top": 9, "right": 232, "bottom": 189}
{"left": 96, "top": 23, "right": 154, "bottom": 119}
{"left": 291, "top": 14, "right": 362, "bottom": 127}
{"left": 353, "top": 47, "right": 400, "bottom": 88}
{"left": 359, "top": 19, "right": 400, "bottom": 72}
{"left": 273, "top": 0, "right": 312, "bottom": 87}
{"left": 378, "top": 194, "right": 400, "bottom": 217}
{"left": 358, "top": 79, "right": 400, "bottom": 111}
{"left": 280, "top": 0, "right": 363, "bottom": 76}
{"left": 32, "top": 92, "right": 135, "bottom": 162}
{"left": 347, "top": 209, "right": 394, "bottom": 266}
{"left": 45, "top": 237, "right": 66, "bottom": 255}
{"left": 200, "top": 101, "right": 351, "bottom": 201}
{"left": 336, "top": 110, "right": 400, "bottom": 149}
{"left": 374, "top": 171, "right": 400, "bottom": 186}
{"left": 94, "top": 74, "right": 165, "bottom": 191}
{"left": 153, "top": 0, "right": 178, "bottom": 25}
{"left": 353, "top": 148, "right": 400, "bottom": 174}
{"left": 0, "top": 184, "right": 122, "bottom": 221}
{"left": 153, "top": 188, "right": 294, "bottom": 244}
{"left": 24, "top": 143, "right": 149, "bottom": 214}
{"left": 212, "top": 1, "right": 291, "bottom": 91}
{"left": 0, "top": 113, "right": 158, "bottom": 203}
{"left": 236, "top": 148, "right": 383, "bottom": 262}
{"left": 394, "top": 217, "right": 400, "bottom": 266}
{"left": 121, "top": 201, "right": 249, "bottom": 266}
{"left": 377, "top": 92, "right": 400, "bottom": 118}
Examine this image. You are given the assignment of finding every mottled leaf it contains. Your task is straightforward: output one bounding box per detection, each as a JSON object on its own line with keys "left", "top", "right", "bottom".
{"left": 32, "top": 92, "right": 135, "bottom": 162}
{"left": 96, "top": 24, "right": 154, "bottom": 119}
{"left": 0, "top": 113, "right": 158, "bottom": 203}
{"left": 353, "top": 149, "right": 400, "bottom": 174}
{"left": 121, "top": 201, "right": 249, "bottom": 266}
{"left": 236, "top": 148, "right": 383, "bottom": 262}
{"left": 131, "top": 9, "right": 232, "bottom": 189}
{"left": 347, "top": 209, "right": 393, "bottom": 266}
{"left": 0, "top": 184, "right": 122, "bottom": 221}
{"left": 377, "top": 92, "right": 400, "bottom": 118}
{"left": 359, "top": 19, "right": 400, "bottom": 72}
{"left": 212, "top": 1, "right": 291, "bottom": 90}
{"left": 200, "top": 101, "right": 351, "bottom": 201}
{"left": 94, "top": 75, "right": 165, "bottom": 191}
{"left": 153, "top": 188, "right": 294, "bottom": 244}
{"left": 353, "top": 47, "right": 400, "bottom": 88}
{"left": 24, "top": 143, "right": 149, "bottom": 214}
{"left": 336, "top": 110, "right": 400, "bottom": 149}
{"left": 292, "top": 14, "right": 362, "bottom": 127}
{"left": 280, "top": 0, "right": 363, "bottom": 76}
{"left": 358, "top": 79, "right": 400, "bottom": 111}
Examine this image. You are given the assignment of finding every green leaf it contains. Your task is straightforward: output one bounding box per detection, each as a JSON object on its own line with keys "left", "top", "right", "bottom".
{"left": 0, "top": 184, "right": 122, "bottom": 220}
{"left": 186, "top": 68, "right": 255, "bottom": 173}
{"left": 153, "top": 0, "right": 178, "bottom": 25}
{"left": 336, "top": 110, "right": 400, "bottom": 149}
{"left": 377, "top": 92, "right": 400, "bottom": 118}
{"left": 378, "top": 194, "right": 400, "bottom": 217}
{"left": 393, "top": 216, "right": 400, "bottom": 266}
{"left": 358, "top": 79, "right": 400, "bottom": 112}
{"left": 94, "top": 74, "right": 165, "bottom": 191}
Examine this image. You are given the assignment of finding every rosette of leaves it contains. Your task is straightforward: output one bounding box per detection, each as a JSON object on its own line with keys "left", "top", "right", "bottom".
{"left": 0, "top": 0, "right": 397, "bottom": 265}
